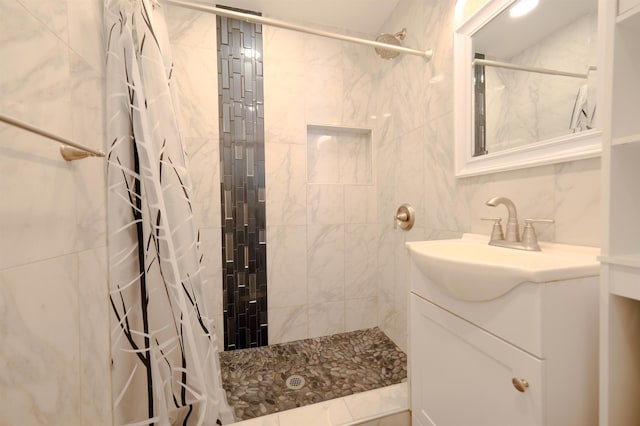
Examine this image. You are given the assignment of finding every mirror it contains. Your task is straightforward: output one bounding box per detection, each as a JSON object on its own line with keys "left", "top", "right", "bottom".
{"left": 454, "top": 0, "right": 601, "bottom": 177}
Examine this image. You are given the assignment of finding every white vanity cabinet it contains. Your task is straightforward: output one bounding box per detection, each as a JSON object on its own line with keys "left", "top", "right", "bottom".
{"left": 408, "top": 262, "right": 599, "bottom": 426}
{"left": 410, "top": 294, "right": 545, "bottom": 426}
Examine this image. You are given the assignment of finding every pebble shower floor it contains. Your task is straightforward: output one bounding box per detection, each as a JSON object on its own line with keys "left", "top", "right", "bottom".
{"left": 219, "top": 327, "right": 407, "bottom": 421}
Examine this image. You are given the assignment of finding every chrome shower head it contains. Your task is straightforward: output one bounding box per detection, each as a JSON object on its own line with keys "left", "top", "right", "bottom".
{"left": 374, "top": 28, "right": 406, "bottom": 59}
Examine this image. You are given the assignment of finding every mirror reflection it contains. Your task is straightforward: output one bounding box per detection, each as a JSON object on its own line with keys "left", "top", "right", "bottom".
{"left": 471, "top": 0, "right": 598, "bottom": 157}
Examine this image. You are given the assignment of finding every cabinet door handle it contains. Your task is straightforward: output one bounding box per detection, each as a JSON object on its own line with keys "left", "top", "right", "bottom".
{"left": 512, "top": 378, "right": 529, "bottom": 393}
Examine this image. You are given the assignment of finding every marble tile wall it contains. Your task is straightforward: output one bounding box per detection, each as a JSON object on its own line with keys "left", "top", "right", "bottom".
{"left": 0, "top": 0, "right": 111, "bottom": 424}
{"left": 263, "top": 27, "right": 384, "bottom": 344}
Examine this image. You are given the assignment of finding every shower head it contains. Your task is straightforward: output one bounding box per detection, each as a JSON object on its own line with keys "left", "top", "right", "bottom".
{"left": 374, "top": 28, "right": 407, "bottom": 59}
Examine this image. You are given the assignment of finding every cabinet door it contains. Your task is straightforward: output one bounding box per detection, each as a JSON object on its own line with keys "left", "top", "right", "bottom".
{"left": 410, "top": 294, "right": 545, "bottom": 426}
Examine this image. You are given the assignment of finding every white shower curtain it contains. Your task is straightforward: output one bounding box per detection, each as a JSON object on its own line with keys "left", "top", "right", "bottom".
{"left": 104, "top": 0, "right": 233, "bottom": 424}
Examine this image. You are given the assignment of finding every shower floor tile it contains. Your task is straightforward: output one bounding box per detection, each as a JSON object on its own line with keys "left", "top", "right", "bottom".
{"left": 219, "top": 327, "right": 407, "bottom": 422}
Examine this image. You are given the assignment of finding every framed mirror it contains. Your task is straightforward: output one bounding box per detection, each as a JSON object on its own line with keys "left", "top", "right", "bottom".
{"left": 454, "top": 0, "right": 601, "bottom": 177}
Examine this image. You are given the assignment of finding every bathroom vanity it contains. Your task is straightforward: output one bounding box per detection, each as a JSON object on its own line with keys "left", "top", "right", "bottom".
{"left": 406, "top": 235, "right": 600, "bottom": 426}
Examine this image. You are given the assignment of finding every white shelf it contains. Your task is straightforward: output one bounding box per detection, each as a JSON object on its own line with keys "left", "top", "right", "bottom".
{"left": 611, "top": 133, "right": 640, "bottom": 147}
{"left": 606, "top": 263, "right": 640, "bottom": 302}
{"left": 600, "top": 254, "right": 640, "bottom": 269}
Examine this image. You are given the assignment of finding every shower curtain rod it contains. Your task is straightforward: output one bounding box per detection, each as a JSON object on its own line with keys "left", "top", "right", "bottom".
{"left": 162, "top": 0, "right": 433, "bottom": 60}
{"left": 473, "top": 58, "right": 596, "bottom": 79}
{"left": 0, "top": 113, "right": 106, "bottom": 161}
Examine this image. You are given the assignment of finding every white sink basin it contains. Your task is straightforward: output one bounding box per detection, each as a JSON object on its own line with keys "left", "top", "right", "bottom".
{"left": 406, "top": 234, "right": 600, "bottom": 301}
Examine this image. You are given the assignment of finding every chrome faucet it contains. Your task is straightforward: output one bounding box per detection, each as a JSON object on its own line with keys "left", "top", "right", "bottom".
{"left": 484, "top": 196, "right": 554, "bottom": 251}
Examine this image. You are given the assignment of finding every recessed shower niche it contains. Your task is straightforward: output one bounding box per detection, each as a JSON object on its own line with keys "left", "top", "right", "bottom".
{"left": 306, "top": 125, "right": 373, "bottom": 185}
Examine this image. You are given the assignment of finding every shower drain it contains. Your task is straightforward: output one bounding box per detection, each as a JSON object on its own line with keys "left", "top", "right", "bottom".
{"left": 285, "top": 374, "right": 306, "bottom": 390}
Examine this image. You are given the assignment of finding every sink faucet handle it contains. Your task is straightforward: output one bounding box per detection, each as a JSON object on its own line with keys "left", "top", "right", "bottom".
{"left": 481, "top": 218, "right": 504, "bottom": 242}
{"left": 522, "top": 219, "right": 555, "bottom": 250}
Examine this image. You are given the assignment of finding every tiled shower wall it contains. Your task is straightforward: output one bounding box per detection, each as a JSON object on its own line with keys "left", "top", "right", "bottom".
{"left": 262, "top": 28, "right": 388, "bottom": 344}
{"left": 0, "top": 0, "right": 111, "bottom": 424}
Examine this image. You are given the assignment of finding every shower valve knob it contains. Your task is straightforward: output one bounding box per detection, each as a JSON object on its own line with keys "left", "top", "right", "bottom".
{"left": 394, "top": 204, "right": 415, "bottom": 231}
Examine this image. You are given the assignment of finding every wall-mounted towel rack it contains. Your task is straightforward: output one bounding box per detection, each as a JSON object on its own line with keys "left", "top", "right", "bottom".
{"left": 0, "top": 113, "right": 105, "bottom": 161}
{"left": 473, "top": 58, "right": 597, "bottom": 79}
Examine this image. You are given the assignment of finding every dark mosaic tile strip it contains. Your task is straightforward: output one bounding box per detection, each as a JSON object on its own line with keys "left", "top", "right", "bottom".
{"left": 217, "top": 13, "right": 267, "bottom": 350}
{"left": 218, "top": 327, "right": 407, "bottom": 421}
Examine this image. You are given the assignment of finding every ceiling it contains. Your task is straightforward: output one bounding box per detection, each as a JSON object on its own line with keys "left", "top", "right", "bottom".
{"left": 213, "top": 0, "right": 400, "bottom": 35}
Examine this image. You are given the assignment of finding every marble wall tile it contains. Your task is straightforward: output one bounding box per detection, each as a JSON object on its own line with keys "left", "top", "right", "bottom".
{"left": 393, "top": 127, "right": 426, "bottom": 228}
{"left": 307, "top": 184, "right": 345, "bottom": 225}
{"left": 344, "top": 184, "right": 377, "bottom": 224}
{"left": 308, "top": 301, "right": 345, "bottom": 338}
{"left": 265, "top": 143, "right": 307, "bottom": 226}
{"left": 78, "top": 247, "right": 112, "bottom": 426}
{"left": 164, "top": 5, "right": 217, "bottom": 50}
{"left": 345, "top": 224, "right": 379, "bottom": 300}
{"left": 424, "top": 113, "right": 472, "bottom": 233}
{"left": 342, "top": 69, "right": 376, "bottom": 126}
{"left": 0, "top": 255, "right": 81, "bottom": 425}
{"left": 267, "top": 226, "right": 307, "bottom": 309}
{"left": 71, "top": 52, "right": 106, "bottom": 251}
{"left": 262, "top": 26, "right": 307, "bottom": 62}
{"left": 424, "top": 0, "right": 455, "bottom": 122}
{"left": 375, "top": 134, "right": 398, "bottom": 225}
{"left": 16, "top": 0, "right": 68, "bottom": 42}
{"left": 172, "top": 45, "right": 219, "bottom": 139}
{"left": 305, "top": 64, "right": 344, "bottom": 124}
{"left": 264, "top": 63, "right": 306, "bottom": 145}
{"left": 0, "top": 1, "right": 111, "bottom": 424}
{"left": 345, "top": 296, "right": 378, "bottom": 332}
{"left": 554, "top": 158, "right": 601, "bottom": 246}
{"left": 0, "top": 126, "right": 77, "bottom": 270}
{"left": 303, "top": 35, "right": 345, "bottom": 70}
{"left": 183, "top": 137, "right": 221, "bottom": 229}
{"left": 268, "top": 305, "right": 308, "bottom": 345}
{"left": 67, "top": 0, "right": 104, "bottom": 72}
{"left": 377, "top": 225, "right": 396, "bottom": 301}
{"left": 0, "top": 0, "right": 72, "bottom": 138}
{"left": 307, "top": 225, "right": 345, "bottom": 304}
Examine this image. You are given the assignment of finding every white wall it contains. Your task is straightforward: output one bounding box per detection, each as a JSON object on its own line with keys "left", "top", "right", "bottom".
{"left": 0, "top": 0, "right": 111, "bottom": 424}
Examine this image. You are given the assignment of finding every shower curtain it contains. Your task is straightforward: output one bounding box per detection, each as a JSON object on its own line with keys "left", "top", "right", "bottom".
{"left": 104, "top": 0, "right": 233, "bottom": 424}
